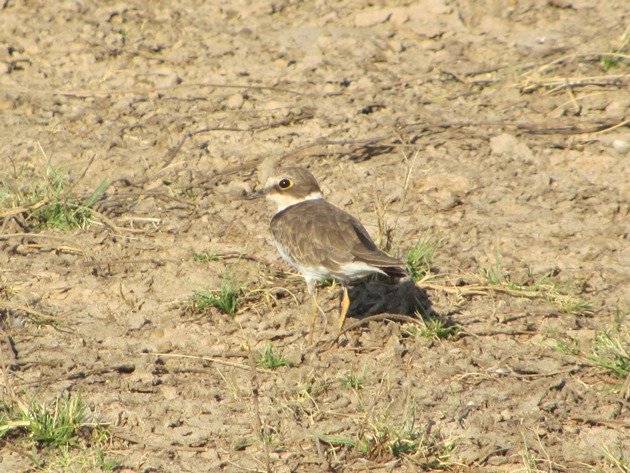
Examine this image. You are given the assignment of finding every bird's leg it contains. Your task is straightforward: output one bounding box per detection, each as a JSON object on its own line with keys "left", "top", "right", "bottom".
{"left": 308, "top": 292, "right": 318, "bottom": 345}
{"left": 337, "top": 285, "right": 350, "bottom": 333}
{"left": 306, "top": 279, "right": 319, "bottom": 345}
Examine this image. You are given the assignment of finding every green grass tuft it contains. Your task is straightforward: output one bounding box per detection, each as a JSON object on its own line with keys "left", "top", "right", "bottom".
{"left": 549, "top": 311, "right": 629, "bottom": 379}
{"left": 339, "top": 369, "right": 365, "bottom": 390}
{"left": 404, "top": 235, "right": 440, "bottom": 281}
{"left": 0, "top": 393, "right": 117, "bottom": 471}
{"left": 600, "top": 31, "right": 629, "bottom": 71}
{"left": 254, "top": 342, "right": 295, "bottom": 369}
{"left": 192, "top": 251, "right": 219, "bottom": 262}
{"left": 479, "top": 262, "right": 590, "bottom": 315}
{"left": 316, "top": 277, "right": 334, "bottom": 288}
{"left": 478, "top": 263, "right": 504, "bottom": 286}
{"left": 589, "top": 312, "right": 630, "bottom": 378}
{"left": 192, "top": 277, "right": 240, "bottom": 315}
{"left": 551, "top": 336, "right": 581, "bottom": 356}
{"left": 403, "top": 317, "right": 460, "bottom": 340}
{"left": 0, "top": 394, "right": 85, "bottom": 447}
{"left": 1, "top": 164, "right": 108, "bottom": 230}
{"left": 356, "top": 422, "right": 455, "bottom": 467}
{"left": 318, "top": 404, "right": 455, "bottom": 468}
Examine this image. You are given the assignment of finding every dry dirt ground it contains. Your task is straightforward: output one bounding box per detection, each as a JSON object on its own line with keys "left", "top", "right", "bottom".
{"left": 1, "top": 1, "right": 629, "bottom": 472}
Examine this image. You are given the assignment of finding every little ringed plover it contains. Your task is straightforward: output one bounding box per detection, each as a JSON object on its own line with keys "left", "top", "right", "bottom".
{"left": 248, "top": 167, "right": 407, "bottom": 343}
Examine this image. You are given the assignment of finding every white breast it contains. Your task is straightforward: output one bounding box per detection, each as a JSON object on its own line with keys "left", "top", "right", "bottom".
{"left": 272, "top": 238, "right": 385, "bottom": 285}
{"left": 272, "top": 238, "right": 331, "bottom": 281}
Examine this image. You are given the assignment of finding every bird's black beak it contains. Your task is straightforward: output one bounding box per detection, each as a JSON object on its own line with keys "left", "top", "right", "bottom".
{"left": 243, "top": 187, "right": 266, "bottom": 200}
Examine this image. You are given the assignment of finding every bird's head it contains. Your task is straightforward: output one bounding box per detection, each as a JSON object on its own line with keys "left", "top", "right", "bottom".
{"left": 246, "top": 167, "right": 323, "bottom": 212}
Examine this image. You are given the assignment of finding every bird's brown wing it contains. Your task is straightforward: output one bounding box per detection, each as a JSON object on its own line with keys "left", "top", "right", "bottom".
{"left": 271, "top": 200, "right": 406, "bottom": 277}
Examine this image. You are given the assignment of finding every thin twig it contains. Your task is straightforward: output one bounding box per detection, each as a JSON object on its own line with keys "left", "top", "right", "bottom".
{"left": 593, "top": 118, "right": 630, "bottom": 135}
{"left": 0, "top": 334, "right": 18, "bottom": 370}
{"left": 0, "top": 302, "right": 56, "bottom": 323}
{"left": 68, "top": 153, "right": 97, "bottom": 194}
{"left": 157, "top": 81, "right": 304, "bottom": 96}
{"left": 18, "top": 243, "right": 85, "bottom": 255}
{"left": 247, "top": 345, "right": 272, "bottom": 473}
{"left": 0, "top": 201, "right": 47, "bottom": 219}
{"left": 17, "top": 364, "right": 136, "bottom": 386}
{"left": 109, "top": 428, "right": 209, "bottom": 451}
{"left": 145, "top": 352, "right": 275, "bottom": 373}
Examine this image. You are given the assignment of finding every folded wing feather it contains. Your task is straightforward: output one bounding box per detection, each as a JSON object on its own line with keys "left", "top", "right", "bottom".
{"left": 271, "top": 199, "right": 406, "bottom": 279}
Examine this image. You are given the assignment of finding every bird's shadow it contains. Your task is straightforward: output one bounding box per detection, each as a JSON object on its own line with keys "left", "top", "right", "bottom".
{"left": 346, "top": 277, "right": 441, "bottom": 322}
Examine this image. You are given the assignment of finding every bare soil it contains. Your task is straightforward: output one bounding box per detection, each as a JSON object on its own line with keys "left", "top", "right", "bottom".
{"left": 1, "top": 1, "right": 628, "bottom": 472}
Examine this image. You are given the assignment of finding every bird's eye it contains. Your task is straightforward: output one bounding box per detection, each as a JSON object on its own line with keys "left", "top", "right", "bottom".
{"left": 278, "top": 178, "right": 292, "bottom": 189}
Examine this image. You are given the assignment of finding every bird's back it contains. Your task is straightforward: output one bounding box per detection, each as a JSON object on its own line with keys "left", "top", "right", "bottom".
{"left": 270, "top": 199, "right": 406, "bottom": 281}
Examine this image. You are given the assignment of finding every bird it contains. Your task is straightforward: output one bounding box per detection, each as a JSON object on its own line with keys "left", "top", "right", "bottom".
{"left": 247, "top": 167, "right": 407, "bottom": 343}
